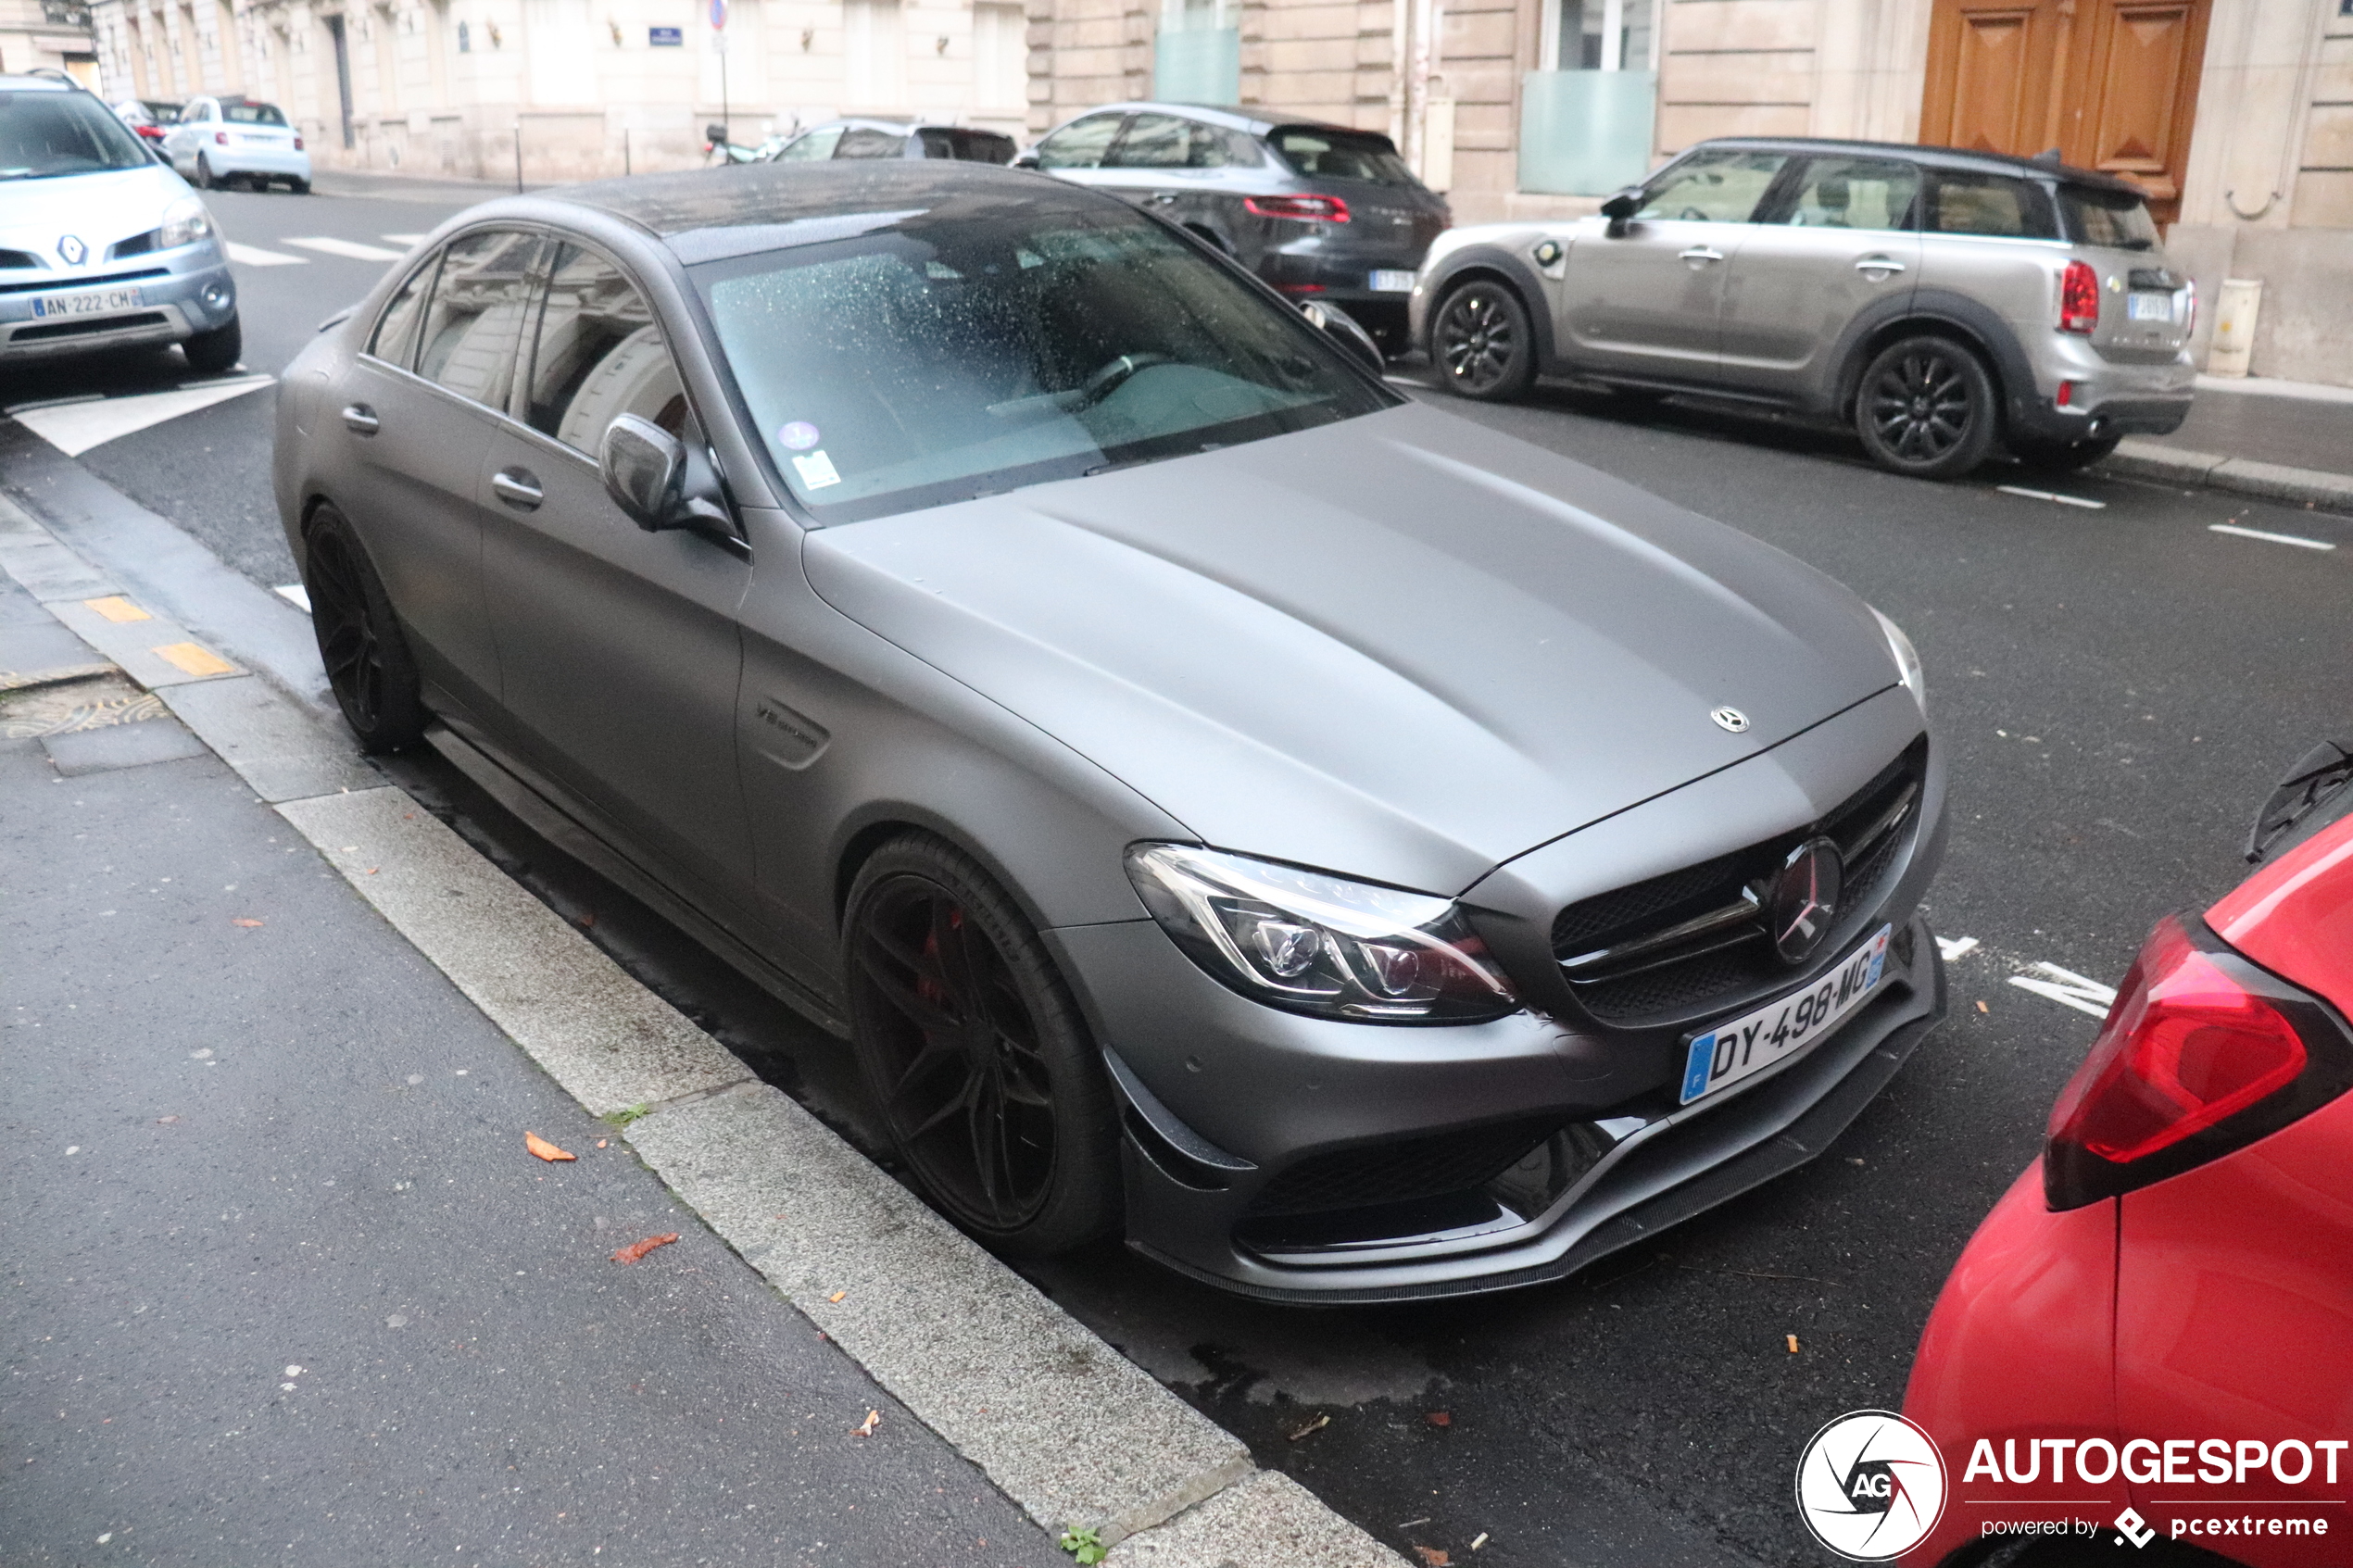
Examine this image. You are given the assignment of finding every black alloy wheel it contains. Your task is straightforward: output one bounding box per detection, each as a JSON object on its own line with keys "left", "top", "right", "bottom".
{"left": 1855, "top": 335, "right": 1997, "bottom": 479}
{"left": 301, "top": 506, "right": 426, "bottom": 752}
{"left": 1432, "top": 280, "right": 1535, "bottom": 401}
{"left": 843, "top": 836, "right": 1119, "bottom": 1256}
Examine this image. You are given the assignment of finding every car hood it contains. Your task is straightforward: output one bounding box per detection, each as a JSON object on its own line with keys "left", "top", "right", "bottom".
{"left": 801, "top": 401, "right": 1899, "bottom": 897}
{"left": 0, "top": 164, "right": 192, "bottom": 261}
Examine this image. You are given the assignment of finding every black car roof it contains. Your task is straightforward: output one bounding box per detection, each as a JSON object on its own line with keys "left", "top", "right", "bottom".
{"left": 557, "top": 160, "right": 1107, "bottom": 241}
{"left": 1687, "top": 135, "right": 2145, "bottom": 195}
{"left": 1071, "top": 101, "right": 1394, "bottom": 143}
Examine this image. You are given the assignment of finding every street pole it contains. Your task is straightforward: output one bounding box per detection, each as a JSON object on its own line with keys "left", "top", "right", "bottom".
{"left": 513, "top": 124, "right": 522, "bottom": 192}
{"left": 711, "top": 0, "right": 730, "bottom": 153}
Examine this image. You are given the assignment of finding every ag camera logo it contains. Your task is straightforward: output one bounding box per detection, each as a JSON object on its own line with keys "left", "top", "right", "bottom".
{"left": 1795, "top": 1410, "right": 1949, "bottom": 1561}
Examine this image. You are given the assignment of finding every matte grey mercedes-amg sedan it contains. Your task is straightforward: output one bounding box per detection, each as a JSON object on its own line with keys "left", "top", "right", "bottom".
{"left": 274, "top": 161, "right": 1947, "bottom": 1303}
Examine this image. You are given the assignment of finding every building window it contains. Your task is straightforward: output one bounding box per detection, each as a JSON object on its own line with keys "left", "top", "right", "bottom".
{"left": 845, "top": 0, "right": 906, "bottom": 109}
{"left": 1154, "top": 0, "right": 1238, "bottom": 107}
{"left": 972, "top": 2, "right": 1025, "bottom": 111}
{"left": 1522, "top": 0, "right": 1659, "bottom": 194}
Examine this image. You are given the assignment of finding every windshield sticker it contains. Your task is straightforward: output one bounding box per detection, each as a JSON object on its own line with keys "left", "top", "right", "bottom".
{"left": 791, "top": 449, "right": 843, "bottom": 490}
{"left": 777, "top": 420, "right": 820, "bottom": 451}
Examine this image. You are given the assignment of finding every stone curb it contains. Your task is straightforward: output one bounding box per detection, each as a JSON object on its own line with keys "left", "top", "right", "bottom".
{"left": 2103, "top": 440, "right": 2353, "bottom": 513}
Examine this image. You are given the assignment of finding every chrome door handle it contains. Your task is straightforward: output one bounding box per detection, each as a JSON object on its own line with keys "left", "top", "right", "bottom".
{"left": 490, "top": 468, "right": 544, "bottom": 509}
{"left": 1144, "top": 192, "right": 1178, "bottom": 206}
{"left": 1679, "top": 246, "right": 1725, "bottom": 266}
{"left": 340, "top": 403, "right": 380, "bottom": 435}
{"left": 1855, "top": 257, "right": 1906, "bottom": 275}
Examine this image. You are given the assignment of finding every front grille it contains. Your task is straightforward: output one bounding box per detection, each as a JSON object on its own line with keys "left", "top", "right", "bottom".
{"left": 10, "top": 311, "right": 170, "bottom": 342}
{"left": 1554, "top": 738, "right": 1927, "bottom": 1027}
{"left": 109, "top": 231, "right": 158, "bottom": 260}
{"left": 0, "top": 267, "right": 169, "bottom": 296}
{"left": 0, "top": 248, "right": 40, "bottom": 271}
{"left": 1246, "top": 1119, "right": 1558, "bottom": 1217}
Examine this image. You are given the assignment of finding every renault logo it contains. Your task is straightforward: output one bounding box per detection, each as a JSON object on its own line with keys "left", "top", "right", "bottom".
{"left": 1710, "top": 706, "right": 1749, "bottom": 733}
{"left": 1770, "top": 838, "right": 1844, "bottom": 964}
{"left": 57, "top": 234, "right": 87, "bottom": 265}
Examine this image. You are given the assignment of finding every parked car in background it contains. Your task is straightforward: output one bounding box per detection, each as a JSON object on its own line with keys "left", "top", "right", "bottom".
{"left": 1021, "top": 103, "right": 1449, "bottom": 353}
{"left": 275, "top": 159, "right": 1944, "bottom": 1303}
{"left": 161, "top": 94, "right": 308, "bottom": 192}
{"left": 766, "top": 119, "right": 1017, "bottom": 166}
{"left": 0, "top": 72, "right": 241, "bottom": 370}
{"left": 1415, "top": 137, "right": 2195, "bottom": 480}
{"left": 1903, "top": 743, "right": 2353, "bottom": 1566}
{"left": 110, "top": 97, "right": 181, "bottom": 144}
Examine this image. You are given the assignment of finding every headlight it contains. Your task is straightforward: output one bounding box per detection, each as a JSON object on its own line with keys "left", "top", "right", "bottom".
{"left": 157, "top": 195, "right": 212, "bottom": 250}
{"left": 1871, "top": 607, "right": 1925, "bottom": 709}
{"left": 1125, "top": 844, "right": 1519, "bottom": 1024}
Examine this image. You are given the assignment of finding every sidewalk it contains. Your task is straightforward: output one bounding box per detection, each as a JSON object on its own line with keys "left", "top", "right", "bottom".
{"left": 2103, "top": 373, "right": 2353, "bottom": 511}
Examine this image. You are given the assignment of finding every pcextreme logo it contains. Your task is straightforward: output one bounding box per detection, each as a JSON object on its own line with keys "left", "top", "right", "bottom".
{"left": 1795, "top": 1410, "right": 1950, "bottom": 1562}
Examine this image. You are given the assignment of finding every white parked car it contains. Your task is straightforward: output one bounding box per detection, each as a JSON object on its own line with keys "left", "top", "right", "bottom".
{"left": 163, "top": 95, "right": 308, "bottom": 193}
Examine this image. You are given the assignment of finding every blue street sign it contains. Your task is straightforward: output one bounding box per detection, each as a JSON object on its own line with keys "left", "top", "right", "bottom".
{"left": 648, "top": 24, "right": 681, "bottom": 44}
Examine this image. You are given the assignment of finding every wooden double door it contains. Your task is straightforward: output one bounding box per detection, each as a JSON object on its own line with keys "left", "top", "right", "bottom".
{"left": 1919, "top": 0, "right": 2211, "bottom": 222}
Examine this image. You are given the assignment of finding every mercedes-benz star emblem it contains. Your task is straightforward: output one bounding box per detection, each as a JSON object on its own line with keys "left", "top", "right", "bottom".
{"left": 57, "top": 234, "right": 87, "bottom": 266}
{"left": 1770, "top": 837, "right": 1844, "bottom": 964}
{"left": 1710, "top": 706, "right": 1749, "bottom": 734}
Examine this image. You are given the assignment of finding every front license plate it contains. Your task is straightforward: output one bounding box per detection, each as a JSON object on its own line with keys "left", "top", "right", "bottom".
{"left": 31, "top": 286, "right": 144, "bottom": 320}
{"left": 1678, "top": 925, "right": 1892, "bottom": 1106}
{"left": 1368, "top": 269, "right": 1417, "bottom": 293}
{"left": 2126, "top": 292, "right": 2173, "bottom": 322}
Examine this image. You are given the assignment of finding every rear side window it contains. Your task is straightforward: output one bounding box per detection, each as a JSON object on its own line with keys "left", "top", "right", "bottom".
{"left": 1779, "top": 156, "right": 1919, "bottom": 231}
{"left": 1925, "top": 171, "right": 2059, "bottom": 240}
{"left": 1108, "top": 113, "right": 1241, "bottom": 169}
{"left": 835, "top": 127, "right": 906, "bottom": 158}
{"left": 774, "top": 126, "right": 842, "bottom": 161}
{"left": 416, "top": 228, "right": 543, "bottom": 410}
{"left": 2060, "top": 184, "right": 2159, "bottom": 250}
{"left": 222, "top": 102, "right": 287, "bottom": 125}
{"left": 1035, "top": 113, "right": 1125, "bottom": 169}
{"left": 524, "top": 243, "right": 686, "bottom": 453}
{"left": 1635, "top": 149, "right": 1789, "bottom": 223}
{"left": 1269, "top": 127, "right": 1414, "bottom": 185}
{"left": 369, "top": 256, "right": 440, "bottom": 369}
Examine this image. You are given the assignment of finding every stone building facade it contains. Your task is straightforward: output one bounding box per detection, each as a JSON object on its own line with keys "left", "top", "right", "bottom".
{"left": 3, "top": 0, "right": 99, "bottom": 82}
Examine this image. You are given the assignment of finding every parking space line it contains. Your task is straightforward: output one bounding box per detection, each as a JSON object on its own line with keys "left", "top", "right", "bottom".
{"left": 224, "top": 241, "right": 307, "bottom": 267}
{"left": 1995, "top": 484, "right": 2107, "bottom": 509}
{"left": 2210, "top": 521, "right": 2335, "bottom": 551}
{"left": 283, "top": 236, "right": 405, "bottom": 262}
{"left": 1934, "top": 935, "right": 1979, "bottom": 960}
{"left": 2007, "top": 962, "right": 2118, "bottom": 1019}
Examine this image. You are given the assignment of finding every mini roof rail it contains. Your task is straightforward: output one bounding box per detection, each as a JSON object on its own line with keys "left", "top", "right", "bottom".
{"left": 25, "top": 67, "right": 89, "bottom": 91}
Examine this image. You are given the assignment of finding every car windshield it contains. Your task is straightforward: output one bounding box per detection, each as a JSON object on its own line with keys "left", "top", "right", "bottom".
{"left": 2060, "top": 184, "right": 2159, "bottom": 251}
{"left": 0, "top": 89, "right": 155, "bottom": 180}
{"left": 693, "top": 203, "right": 1394, "bottom": 521}
{"left": 1269, "top": 127, "right": 1416, "bottom": 187}
{"left": 223, "top": 102, "right": 288, "bottom": 126}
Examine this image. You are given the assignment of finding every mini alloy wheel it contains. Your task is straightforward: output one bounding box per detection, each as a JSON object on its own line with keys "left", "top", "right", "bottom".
{"left": 301, "top": 507, "right": 425, "bottom": 752}
{"left": 1856, "top": 336, "right": 1997, "bottom": 479}
{"left": 1433, "top": 280, "right": 1535, "bottom": 401}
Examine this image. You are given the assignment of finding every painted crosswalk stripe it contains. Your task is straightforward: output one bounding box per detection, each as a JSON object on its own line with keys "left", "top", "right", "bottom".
{"left": 284, "top": 236, "right": 406, "bottom": 262}
{"left": 8, "top": 374, "right": 274, "bottom": 457}
{"left": 2007, "top": 962, "right": 2118, "bottom": 1020}
{"left": 2209, "top": 522, "right": 2334, "bottom": 552}
{"left": 380, "top": 232, "right": 426, "bottom": 245}
{"left": 225, "top": 241, "right": 306, "bottom": 267}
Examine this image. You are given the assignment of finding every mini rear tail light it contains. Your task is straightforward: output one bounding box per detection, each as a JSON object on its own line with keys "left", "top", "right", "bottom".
{"left": 1245, "top": 194, "right": 1351, "bottom": 223}
{"left": 214, "top": 131, "right": 229, "bottom": 145}
{"left": 2045, "top": 915, "right": 2353, "bottom": 1209}
{"left": 2059, "top": 259, "right": 2100, "bottom": 333}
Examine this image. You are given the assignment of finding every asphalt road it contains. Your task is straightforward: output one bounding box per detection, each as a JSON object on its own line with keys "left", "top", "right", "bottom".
{"left": 8, "top": 185, "right": 2353, "bottom": 1565}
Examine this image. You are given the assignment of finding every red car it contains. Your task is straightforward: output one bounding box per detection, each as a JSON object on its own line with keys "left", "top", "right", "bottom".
{"left": 1905, "top": 745, "right": 2353, "bottom": 1567}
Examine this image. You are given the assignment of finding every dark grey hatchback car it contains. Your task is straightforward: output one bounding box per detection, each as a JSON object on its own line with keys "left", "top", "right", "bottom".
{"left": 276, "top": 162, "right": 1946, "bottom": 1302}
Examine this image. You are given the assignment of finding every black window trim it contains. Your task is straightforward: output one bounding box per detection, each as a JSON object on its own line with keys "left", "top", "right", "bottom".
{"left": 360, "top": 248, "right": 447, "bottom": 376}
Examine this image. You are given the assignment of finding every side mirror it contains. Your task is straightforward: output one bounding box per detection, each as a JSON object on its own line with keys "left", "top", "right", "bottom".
{"left": 2246, "top": 741, "right": 2353, "bottom": 863}
{"left": 600, "top": 414, "right": 684, "bottom": 532}
{"left": 1600, "top": 186, "right": 1642, "bottom": 226}
{"left": 1011, "top": 150, "right": 1041, "bottom": 169}
{"left": 1300, "top": 298, "right": 1385, "bottom": 374}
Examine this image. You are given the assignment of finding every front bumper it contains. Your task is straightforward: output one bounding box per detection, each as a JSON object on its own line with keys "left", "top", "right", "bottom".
{"left": 2012, "top": 334, "right": 2195, "bottom": 444}
{"left": 0, "top": 242, "right": 236, "bottom": 362}
{"left": 1052, "top": 686, "right": 1949, "bottom": 1302}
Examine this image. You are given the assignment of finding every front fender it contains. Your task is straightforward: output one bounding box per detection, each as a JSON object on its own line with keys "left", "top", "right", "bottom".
{"left": 1416, "top": 244, "right": 1561, "bottom": 369}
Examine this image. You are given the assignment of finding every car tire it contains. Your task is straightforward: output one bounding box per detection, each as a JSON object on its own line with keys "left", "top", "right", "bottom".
{"left": 1854, "top": 335, "right": 1999, "bottom": 480}
{"left": 181, "top": 312, "right": 242, "bottom": 374}
{"left": 288, "top": 178, "right": 310, "bottom": 194}
{"left": 842, "top": 834, "right": 1121, "bottom": 1258}
{"left": 2008, "top": 433, "right": 2121, "bottom": 473}
{"left": 1431, "top": 279, "right": 1536, "bottom": 401}
{"left": 195, "top": 153, "right": 217, "bottom": 190}
{"left": 301, "top": 505, "right": 428, "bottom": 753}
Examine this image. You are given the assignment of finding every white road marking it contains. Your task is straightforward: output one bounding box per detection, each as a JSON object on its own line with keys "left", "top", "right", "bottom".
{"left": 379, "top": 232, "right": 426, "bottom": 245}
{"left": 1995, "top": 484, "right": 2107, "bottom": 510}
{"left": 283, "top": 235, "right": 405, "bottom": 262}
{"left": 3, "top": 392, "right": 105, "bottom": 415}
{"left": 224, "top": 242, "right": 306, "bottom": 267}
{"left": 8, "top": 375, "right": 274, "bottom": 457}
{"left": 274, "top": 583, "right": 312, "bottom": 613}
{"left": 2209, "top": 522, "right": 2335, "bottom": 552}
{"left": 1934, "top": 935, "right": 1979, "bottom": 961}
{"left": 2007, "top": 961, "right": 2119, "bottom": 1020}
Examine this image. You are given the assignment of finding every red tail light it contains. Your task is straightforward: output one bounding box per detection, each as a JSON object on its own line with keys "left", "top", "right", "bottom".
{"left": 1245, "top": 194, "right": 1351, "bottom": 223}
{"left": 2058, "top": 259, "right": 2099, "bottom": 333}
{"left": 215, "top": 131, "right": 229, "bottom": 145}
{"left": 294, "top": 135, "right": 305, "bottom": 150}
{"left": 2045, "top": 916, "right": 2353, "bottom": 1208}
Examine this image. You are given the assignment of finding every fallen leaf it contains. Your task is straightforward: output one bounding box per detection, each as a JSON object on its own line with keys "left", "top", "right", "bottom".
{"left": 1287, "top": 1412, "right": 1330, "bottom": 1441}
{"left": 851, "top": 1408, "right": 880, "bottom": 1437}
{"left": 524, "top": 1132, "right": 575, "bottom": 1162}
{"left": 364, "top": 868, "right": 379, "bottom": 876}
{"left": 1471, "top": 1533, "right": 1490, "bottom": 1551}
{"left": 155, "top": 1115, "right": 180, "bottom": 1124}
{"left": 828, "top": 1290, "right": 847, "bottom": 1303}
{"left": 1787, "top": 1334, "right": 1801, "bottom": 1354}
{"left": 231, "top": 918, "right": 264, "bottom": 928}
{"left": 1415, "top": 1549, "right": 1451, "bottom": 1566}
{"left": 610, "top": 1233, "right": 679, "bottom": 1264}
{"left": 1424, "top": 1410, "right": 1452, "bottom": 1427}
{"left": 595, "top": 1139, "right": 608, "bottom": 1149}
{"left": 1976, "top": 999, "right": 1989, "bottom": 1013}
